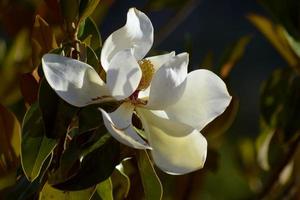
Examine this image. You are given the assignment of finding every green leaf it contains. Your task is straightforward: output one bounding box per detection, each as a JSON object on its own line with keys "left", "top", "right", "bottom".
{"left": 247, "top": 13, "right": 299, "bottom": 67}
{"left": 49, "top": 131, "right": 120, "bottom": 190}
{"left": 21, "top": 103, "right": 57, "bottom": 181}
{"left": 78, "top": 105, "right": 103, "bottom": 133}
{"left": 136, "top": 151, "right": 163, "bottom": 200}
{"left": 0, "top": 104, "right": 21, "bottom": 189}
{"left": 79, "top": 0, "right": 100, "bottom": 22}
{"left": 94, "top": 178, "right": 113, "bottom": 200}
{"left": 39, "top": 78, "right": 78, "bottom": 139}
{"left": 111, "top": 168, "right": 131, "bottom": 200}
{"left": 86, "top": 46, "right": 101, "bottom": 72}
{"left": 78, "top": 17, "right": 102, "bottom": 56}
{"left": 39, "top": 182, "right": 95, "bottom": 200}
{"left": 260, "top": 68, "right": 300, "bottom": 141}
{"left": 4, "top": 176, "right": 41, "bottom": 200}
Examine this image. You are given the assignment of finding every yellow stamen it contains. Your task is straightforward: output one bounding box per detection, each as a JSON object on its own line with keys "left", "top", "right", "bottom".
{"left": 137, "top": 59, "right": 154, "bottom": 90}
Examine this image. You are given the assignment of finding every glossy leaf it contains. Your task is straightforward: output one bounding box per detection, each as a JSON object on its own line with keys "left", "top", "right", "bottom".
{"left": 0, "top": 104, "right": 21, "bottom": 189}
{"left": 78, "top": 17, "right": 102, "bottom": 56}
{"left": 39, "top": 182, "right": 95, "bottom": 200}
{"left": 94, "top": 178, "right": 113, "bottom": 200}
{"left": 78, "top": 105, "right": 103, "bottom": 133}
{"left": 39, "top": 78, "right": 78, "bottom": 139}
{"left": 4, "top": 176, "right": 41, "bottom": 200}
{"left": 86, "top": 45, "right": 101, "bottom": 72}
{"left": 247, "top": 13, "right": 299, "bottom": 67}
{"left": 21, "top": 103, "right": 57, "bottom": 181}
{"left": 49, "top": 131, "right": 120, "bottom": 190}
{"left": 136, "top": 151, "right": 163, "bottom": 200}
{"left": 111, "top": 168, "right": 131, "bottom": 200}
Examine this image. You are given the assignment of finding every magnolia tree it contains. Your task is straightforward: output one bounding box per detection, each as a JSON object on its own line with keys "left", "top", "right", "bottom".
{"left": 1, "top": 0, "right": 300, "bottom": 199}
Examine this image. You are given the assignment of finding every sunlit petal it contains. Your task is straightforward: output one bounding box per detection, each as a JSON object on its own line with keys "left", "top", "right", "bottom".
{"left": 100, "top": 102, "right": 151, "bottom": 149}
{"left": 165, "top": 69, "right": 232, "bottom": 130}
{"left": 137, "top": 108, "right": 207, "bottom": 175}
{"left": 106, "top": 49, "right": 142, "bottom": 100}
{"left": 145, "top": 51, "right": 175, "bottom": 71}
{"left": 42, "top": 54, "right": 109, "bottom": 107}
{"left": 146, "top": 53, "right": 188, "bottom": 109}
{"left": 101, "top": 8, "right": 153, "bottom": 70}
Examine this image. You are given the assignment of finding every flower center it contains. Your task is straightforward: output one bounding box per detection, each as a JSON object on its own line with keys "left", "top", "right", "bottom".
{"left": 137, "top": 59, "right": 154, "bottom": 91}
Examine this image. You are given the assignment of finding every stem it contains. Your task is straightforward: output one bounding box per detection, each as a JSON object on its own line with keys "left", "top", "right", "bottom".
{"left": 64, "top": 20, "right": 80, "bottom": 59}
{"left": 258, "top": 132, "right": 300, "bottom": 199}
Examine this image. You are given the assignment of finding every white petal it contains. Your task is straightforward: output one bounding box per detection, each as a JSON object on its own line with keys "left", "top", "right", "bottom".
{"left": 137, "top": 108, "right": 207, "bottom": 175}
{"left": 145, "top": 51, "right": 175, "bottom": 71}
{"left": 42, "top": 54, "right": 109, "bottom": 107}
{"left": 106, "top": 49, "right": 142, "bottom": 100}
{"left": 101, "top": 8, "right": 153, "bottom": 70}
{"left": 165, "top": 69, "right": 232, "bottom": 130}
{"left": 138, "top": 51, "right": 176, "bottom": 99}
{"left": 100, "top": 102, "right": 150, "bottom": 149}
{"left": 146, "top": 53, "right": 188, "bottom": 109}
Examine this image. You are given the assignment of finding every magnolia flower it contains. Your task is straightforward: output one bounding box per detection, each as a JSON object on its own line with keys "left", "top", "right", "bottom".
{"left": 42, "top": 8, "right": 231, "bottom": 175}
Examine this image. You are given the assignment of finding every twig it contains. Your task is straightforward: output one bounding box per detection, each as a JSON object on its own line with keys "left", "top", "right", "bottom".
{"left": 153, "top": 0, "right": 202, "bottom": 47}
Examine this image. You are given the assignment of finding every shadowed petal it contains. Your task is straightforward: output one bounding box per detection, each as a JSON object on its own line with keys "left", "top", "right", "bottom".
{"left": 100, "top": 102, "right": 150, "bottom": 149}
{"left": 106, "top": 49, "right": 142, "bottom": 100}
{"left": 137, "top": 108, "right": 207, "bottom": 175}
{"left": 42, "top": 54, "right": 109, "bottom": 107}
